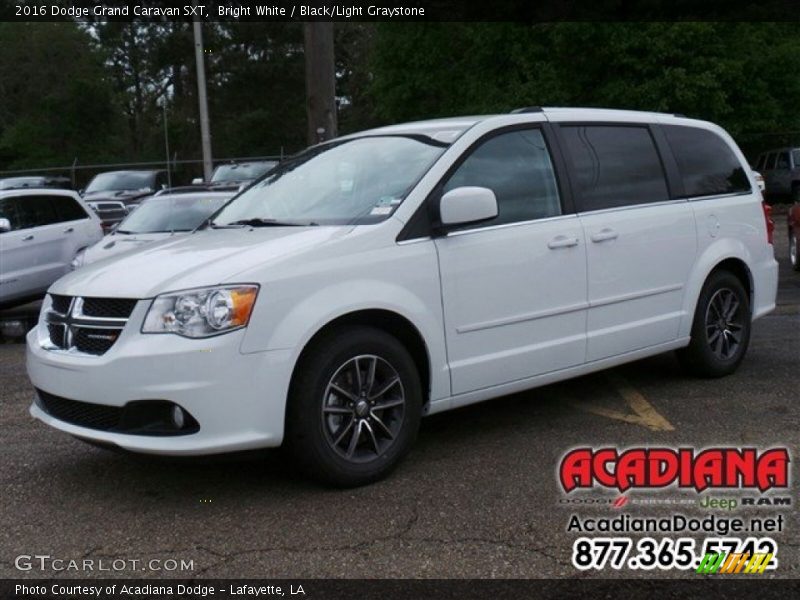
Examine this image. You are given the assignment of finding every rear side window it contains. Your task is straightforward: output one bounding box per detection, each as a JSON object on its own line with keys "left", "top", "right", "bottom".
{"left": 52, "top": 196, "right": 88, "bottom": 221}
{"left": 776, "top": 152, "right": 790, "bottom": 170}
{"left": 3, "top": 195, "right": 60, "bottom": 230}
{"left": 663, "top": 125, "right": 750, "bottom": 197}
{"left": 442, "top": 128, "right": 561, "bottom": 228}
{"left": 560, "top": 125, "right": 669, "bottom": 211}
{"left": 0, "top": 197, "right": 21, "bottom": 231}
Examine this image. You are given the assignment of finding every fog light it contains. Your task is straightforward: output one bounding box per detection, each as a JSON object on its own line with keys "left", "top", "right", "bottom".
{"left": 171, "top": 406, "right": 185, "bottom": 429}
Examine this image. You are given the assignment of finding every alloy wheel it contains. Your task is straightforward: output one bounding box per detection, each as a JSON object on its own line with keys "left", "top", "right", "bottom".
{"left": 704, "top": 288, "right": 744, "bottom": 361}
{"left": 321, "top": 355, "right": 405, "bottom": 463}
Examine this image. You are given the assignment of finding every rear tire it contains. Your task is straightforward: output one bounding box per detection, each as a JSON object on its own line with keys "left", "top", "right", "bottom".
{"left": 285, "top": 326, "right": 422, "bottom": 487}
{"left": 676, "top": 270, "right": 751, "bottom": 378}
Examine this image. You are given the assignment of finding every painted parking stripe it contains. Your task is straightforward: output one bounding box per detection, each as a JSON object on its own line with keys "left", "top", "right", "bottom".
{"left": 572, "top": 373, "right": 675, "bottom": 432}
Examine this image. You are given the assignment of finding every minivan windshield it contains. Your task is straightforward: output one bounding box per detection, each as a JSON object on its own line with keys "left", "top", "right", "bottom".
{"left": 117, "top": 194, "right": 231, "bottom": 234}
{"left": 211, "top": 136, "right": 446, "bottom": 227}
{"left": 86, "top": 171, "right": 156, "bottom": 193}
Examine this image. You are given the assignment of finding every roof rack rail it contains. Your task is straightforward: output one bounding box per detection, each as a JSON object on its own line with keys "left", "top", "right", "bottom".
{"left": 510, "top": 106, "right": 543, "bottom": 114}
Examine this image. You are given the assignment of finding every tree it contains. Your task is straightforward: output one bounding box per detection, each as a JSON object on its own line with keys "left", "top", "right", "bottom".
{"left": 0, "top": 22, "right": 122, "bottom": 169}
{"left": 366, "top": 22, "right": 800, "bottom": 152}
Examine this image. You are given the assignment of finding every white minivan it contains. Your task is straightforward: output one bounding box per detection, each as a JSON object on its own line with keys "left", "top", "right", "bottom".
{"left": 27, "top": 108, "right": 778, "bottom": 486}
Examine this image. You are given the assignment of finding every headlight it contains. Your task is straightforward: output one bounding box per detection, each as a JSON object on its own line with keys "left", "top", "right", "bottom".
{"left": 142, "top": 285, "right": 259, "bottom": 338}
{"left": 70, "top": 249, "right": 86, "bottom": 270}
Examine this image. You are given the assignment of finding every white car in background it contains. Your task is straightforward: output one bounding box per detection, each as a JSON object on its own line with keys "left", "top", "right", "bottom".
{"left": 0, "top": 189, "right": 102, "bottom": 307}
{"left": 72, "top": 191, "right": 235, "bottom": 269}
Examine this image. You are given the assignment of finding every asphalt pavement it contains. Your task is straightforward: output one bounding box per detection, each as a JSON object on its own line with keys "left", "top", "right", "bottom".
{"left": 1, "top": 213, "right": 798, "bottom": 580}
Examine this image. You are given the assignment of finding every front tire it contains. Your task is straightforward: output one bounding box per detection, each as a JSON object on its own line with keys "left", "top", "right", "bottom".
{"left": 677, "top": 270, "right": 751, "bottom": 378}
{"left": 285, "top": 326, "right": 422, "bottom": 487}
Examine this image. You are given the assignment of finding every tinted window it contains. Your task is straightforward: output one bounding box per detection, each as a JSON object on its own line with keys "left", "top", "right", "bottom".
{"left": 755, "top": 155, "right": 766, "bottom": 170}
{"left": 0, "top": 197, "right": 21, "bottom": 231}
{"left": 52, "top": 196, "right": 88, "bottom": 221}
{"left": 766, "top": 153, "right": 778, "bottom": 170}
{"left": 561, "top": 125, "right": 669, "bottom": 211}
{"left": 442, "top": 129, "right": 561, "bottom": 228}
{"left": 793, "top": 150, "right": 800, "bottom": 168}
{"left": 663, "top": 125, "right": 750, "bottom": 197}
{"left": 3, "top": 196, "right": 60, "bottom": 229}
{"left": 776, "top": 152, "right": 790, "bottom": 170}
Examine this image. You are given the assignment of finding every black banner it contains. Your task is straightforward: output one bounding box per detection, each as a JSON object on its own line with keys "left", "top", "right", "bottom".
{"left": 3, "top": 0, "right": 800, "bottom": 22}
{"left": 3, "top": 579, "right": 800, "bottom": 600}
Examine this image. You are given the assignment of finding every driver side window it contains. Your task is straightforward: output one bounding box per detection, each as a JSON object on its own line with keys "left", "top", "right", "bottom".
{"left": 442, "top": 128, "right": 561, "bottom": 230}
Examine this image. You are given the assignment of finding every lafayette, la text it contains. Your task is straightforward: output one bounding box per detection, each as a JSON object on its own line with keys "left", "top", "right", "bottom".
{"left": 17, "top": 584, "right": 306, "bottom": 597}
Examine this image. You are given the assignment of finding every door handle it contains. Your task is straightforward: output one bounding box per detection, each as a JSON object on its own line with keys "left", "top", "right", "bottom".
{"left": 547, "top": 235, "right": 580, "bottom": 249}
{"left": 63, "top": 227, "right": 74, "bottom": 234}
{"left": 590, "top": 228, "right": 618, "bottom": 243}
{"left": 22, "top": 234, "right": 34, "bottom": 241}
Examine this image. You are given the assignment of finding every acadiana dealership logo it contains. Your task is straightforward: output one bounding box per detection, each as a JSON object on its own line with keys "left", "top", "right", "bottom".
{"left": 559, "top": 447, "right": 790, "bottom": 493}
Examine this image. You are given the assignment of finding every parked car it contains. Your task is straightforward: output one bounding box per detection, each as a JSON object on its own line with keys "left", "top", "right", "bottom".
{"left": 27, "top": 108, "right": 777, "bottom": 486}
{"left": 0, "top": 175, "right": 72, "bottom": 190}
{"left": 192, "top": 160, "right": 278, "bottom": 187}
{"left": 82, "top": 170, "right": 169, "bottom": 209}
{"left": 789, "top": 202, "right": 800, "bottom": 270}
{"left": 72, "top": 191, "right": 235, "bottom": 269}
{"left": 85, "top": 199, "right": 129, "bottom": 232}
{"left": 753, "top": 148, "right": 800, "bottom": 201}
{"left": 0, "top": 189, "right": 102, "bottom": 308}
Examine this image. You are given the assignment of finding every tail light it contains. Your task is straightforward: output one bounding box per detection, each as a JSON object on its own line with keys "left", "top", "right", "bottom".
{"left": 762, "top": 201, "right": 774, "bottom": 245}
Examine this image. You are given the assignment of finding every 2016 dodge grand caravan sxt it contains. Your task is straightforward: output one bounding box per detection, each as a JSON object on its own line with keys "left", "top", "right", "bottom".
{"left": 27, "top": 108, "right": 778, "bottom": 486}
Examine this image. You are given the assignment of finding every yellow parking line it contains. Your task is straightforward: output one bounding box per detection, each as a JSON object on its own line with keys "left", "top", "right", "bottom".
{"left": 572, "top": 373, "right": 675, "bottom": 432}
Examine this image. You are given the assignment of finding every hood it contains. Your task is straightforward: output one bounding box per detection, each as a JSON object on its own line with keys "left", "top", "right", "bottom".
{"left": 82, "top": 232, "right": 173, "bottom": 265}
{"left": 51, "top": 226, "right": 350, "bottom": 298}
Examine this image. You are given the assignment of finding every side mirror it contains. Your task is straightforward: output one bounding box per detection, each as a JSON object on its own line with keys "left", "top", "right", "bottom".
{"left": 78, "top": 189, "right": 84, "bottom": 195}
{"left": 191, "top": 178, "right": 203, "bottom": 185}
{"left": 439, "top": 186, "right": 498, "bottom": 227}
{"left": 0, "top": 217, "right": 11, "bottom": 233}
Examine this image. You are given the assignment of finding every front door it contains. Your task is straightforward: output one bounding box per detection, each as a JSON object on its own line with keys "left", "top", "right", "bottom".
{"left": 434, "top": 127, "right": 588, "bottom": 395}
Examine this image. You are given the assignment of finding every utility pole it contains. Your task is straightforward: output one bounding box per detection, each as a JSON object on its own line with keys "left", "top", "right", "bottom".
{"left": 303, "top": 23, "right": 337, "bottom": 146}
{"left": 193, "top": 16, "right": 213, "bottom": 181}
{"left": 162, "top": 99, "right": 171, "bottom": 188}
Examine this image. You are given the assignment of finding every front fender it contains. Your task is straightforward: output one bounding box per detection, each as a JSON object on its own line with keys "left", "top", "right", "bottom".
{"left": 240, "top": 244, "right": 450, "bottom": 404}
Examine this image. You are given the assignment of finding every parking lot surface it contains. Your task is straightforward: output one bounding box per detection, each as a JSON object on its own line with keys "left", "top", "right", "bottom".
{"left": 1, "top": 220, "right": 798, "bottom": 579}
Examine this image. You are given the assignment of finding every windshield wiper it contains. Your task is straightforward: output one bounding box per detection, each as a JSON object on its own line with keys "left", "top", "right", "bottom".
{"left": 217, "top": 218, "right": 309, "bottom": 228}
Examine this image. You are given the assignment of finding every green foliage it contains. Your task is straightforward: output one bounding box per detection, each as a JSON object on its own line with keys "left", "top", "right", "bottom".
{"left": 2, "top": 22, "right": 800, "bottom": 171}
{"left": 0, "top": 22, "right": 123, "bottom": 168}
{"left": 368, "top": 23, "right": 800, "bottom": 151}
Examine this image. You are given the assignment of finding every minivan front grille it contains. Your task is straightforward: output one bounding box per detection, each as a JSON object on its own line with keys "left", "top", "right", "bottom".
{"left": 81, "top": 298, "right": 137, "bottom": 319}
{"left": 44, "top": 295, "right": 137, "bottom": 356}
{"left": 73, "top": 328, "right": 121, "bottom": 355}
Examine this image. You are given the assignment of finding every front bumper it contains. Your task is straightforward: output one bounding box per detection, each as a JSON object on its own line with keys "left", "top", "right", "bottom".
{"left": 26, "top": 323, "right": 294, "bottom": 455}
